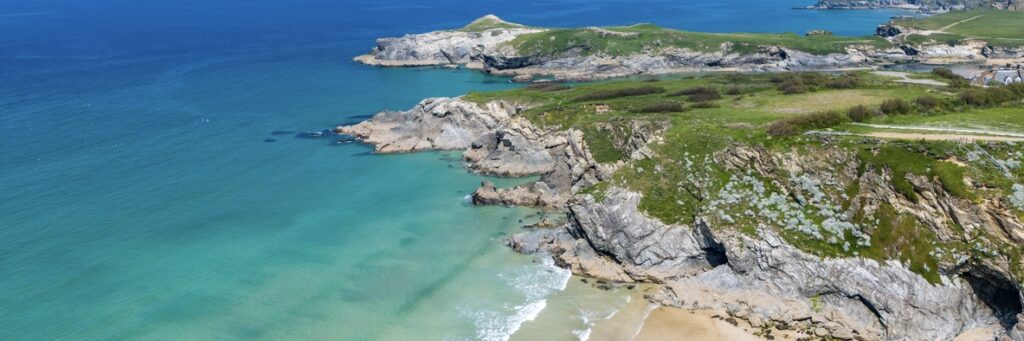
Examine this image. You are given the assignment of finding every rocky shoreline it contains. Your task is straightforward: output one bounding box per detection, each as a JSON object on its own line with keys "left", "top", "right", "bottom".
{"left": 337, "top": 94, "right": 1024, "bottom": 340}
{"left": 807, "top": 0, "right": 1021, "bottom": 12}
{"left": 353, "top": 15, "right": 1023, "bottom": 82}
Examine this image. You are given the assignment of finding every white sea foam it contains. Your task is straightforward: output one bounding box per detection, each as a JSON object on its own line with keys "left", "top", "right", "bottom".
{"left": 463, "top": 255, "right": 572, "bottom": 341}
{"left": 573, "top": 327, "right": 592, "bottom": 341}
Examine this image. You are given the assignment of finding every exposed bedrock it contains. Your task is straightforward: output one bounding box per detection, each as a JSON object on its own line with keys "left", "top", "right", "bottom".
{"left": 353, "top": 16, "right": 543, "bottom": 67}
{"left": 336, "top": 97, "right": 614, "bottom": 209}
{"left": 479, "top": 45, "right": 900, "bottom": 81}
{"left": 512, "top": 187, "right": 1022, "bottom": 340}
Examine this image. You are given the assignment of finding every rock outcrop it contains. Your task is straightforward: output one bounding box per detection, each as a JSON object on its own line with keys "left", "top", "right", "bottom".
{"left": 808, "top": 0, "right": 1019, "bottom": 11}
{"left": 336, "top": 69, "right": 1024, "bottom": 340}
{"left": 477, "top": 44, "right": 901, "bottom": 81}
{"left": 336, "top": 97, "right": 616, "bottom": 209}
{"left": 353, "top": 15, "right": 543, "bottom": 67}
{"left": 355, "top": 14, "right": 1023, "bottom": 81}
{"left": 513, "top": 184, "right": 1022, "bottom": 340}
{"left": 506, "top": 140, "right": 1024, "bottom": 340}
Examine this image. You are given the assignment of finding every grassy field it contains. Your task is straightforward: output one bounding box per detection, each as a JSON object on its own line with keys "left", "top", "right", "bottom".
{"left": 507, "top": 24, "right": 890, "bottom": 57}
{"left": 865, "top": 107, "right": 1024, "bottom": 131}
{"left": 894, "top": 9, "right": 1024, "bottom": 47}
{"left": 465, "top": 71, "right": 1024, "bottom": 282}
{"left": 458, "top": 15, "right": 529, "bottom": 32}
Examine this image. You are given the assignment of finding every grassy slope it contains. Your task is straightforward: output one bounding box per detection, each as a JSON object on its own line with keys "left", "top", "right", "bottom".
{"left": 465, "top": 72, "right": 1024, "bottom": 282}
{"left": 508, "top": 24, "right": 889, "bottom": 56}
{"left": 895, "top": 9, "right": 1024, "bottom": 47}
{"left": 459, "top": 15, "right": 528, "bottom": 32}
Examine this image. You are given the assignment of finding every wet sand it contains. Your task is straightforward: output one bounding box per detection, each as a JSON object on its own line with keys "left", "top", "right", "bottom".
{"left": 633, "top": 307, "right": 763, "bottom": 341}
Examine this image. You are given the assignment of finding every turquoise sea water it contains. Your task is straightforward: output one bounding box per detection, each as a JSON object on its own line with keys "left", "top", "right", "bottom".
{"left": 1, "top": 1, "right": 907, "bottom": 339}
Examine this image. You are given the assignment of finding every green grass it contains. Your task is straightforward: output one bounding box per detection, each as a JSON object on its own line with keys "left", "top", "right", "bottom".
{"left": 858, "top": 143, "right": 974, "bottom": 202}
{"left": 905, "top": 33, "right": 965, "bottom": 46}
{"left": 867, "top": 107, "right": 1024, "bottom": 132}
{"left": 894, "top": 9, "right": 1024, "bottom": 47}
{"left": 459, "top": 71, "right": 1024, "bottom": 285}
{"left": 859, "top": 204, "right": 942, "bottom": 284}
{"left": 459, "top": 15, "right": 528, "bottom": 32}
{"left": 507, "top": 24, "right": 890, "bottom": 57}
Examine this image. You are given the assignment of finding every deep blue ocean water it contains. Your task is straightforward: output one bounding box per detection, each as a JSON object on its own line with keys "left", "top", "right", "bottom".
{"left": 0, "top": 1, "right": 907, "bottom": 339}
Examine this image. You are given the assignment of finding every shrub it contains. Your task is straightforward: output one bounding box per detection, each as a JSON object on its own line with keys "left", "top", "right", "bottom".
{"left": 525, "top": 83, "right": 569, "bottom": 92}
{"left": 767, "top": 111, "right": 847, "bottom": 137}
{"left": 847, "top": 105, "right": 874, "bottom": 122}
{"left": 825, "top": 76, "right": 859, "bottom": 89}
{"left": 1006, "top": 83, "right": 1024, "bottom": 97}
{"left": 668, "top": 86, "right": 722, "bottom": 102}
{"left": 725, "top": 86, "right": 743, "bottom": 96}
{"left": 880, "top": 98, "right": 913, "bottom": 115}
{"left": 914, "top": 95, "right": 941, "bottom": 111}
{"left": 692, "top": 101, "right": 719, "bottom": 109}
{"left": 573, "top": 86, "right": 664, "bottom": 101}
{"left": 634, "top": 101, "right": 684, "bottom": 113}
{"left": 959, "top": 87, "right": 1022, "bottom": 107}
{"left": 779, "top": 81, "right": 808, "bottom": 95}
{"left": 931, "top": 67, "right": 957, "bottom": 80}
{"left": 930, "top": 67, "right": 970, "bottom": 88}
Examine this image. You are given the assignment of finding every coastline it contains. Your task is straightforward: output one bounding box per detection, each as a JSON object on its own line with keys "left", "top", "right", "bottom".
{"left": 334, "top": 70, "right": 1024, "bottom": 339}
{"left": 351, "top": 13, "right": 1024, "bottom": 82}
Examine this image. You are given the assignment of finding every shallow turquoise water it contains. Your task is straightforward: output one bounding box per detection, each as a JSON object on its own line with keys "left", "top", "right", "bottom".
{"left": 0, "top": 1, "right": 907, "bottom": 339}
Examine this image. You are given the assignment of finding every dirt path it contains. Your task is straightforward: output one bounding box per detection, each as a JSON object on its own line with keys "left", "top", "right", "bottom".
{"left": 866, "top": 132, "right": 1024, "bottom": 142}
{"left": 916, "top": 14, "right": 985, "bottom": 36}
{"left": 852, "top": 123, "right": 1024, "bottom": 138}
{"left": 870, "top": 71, "right": 948, "bottom": 86}
{"left": 939, "top": 14, "right": 985, "bottom": 31}
{"left": 810, "top": 124, "right": 1024, "bottom": 142}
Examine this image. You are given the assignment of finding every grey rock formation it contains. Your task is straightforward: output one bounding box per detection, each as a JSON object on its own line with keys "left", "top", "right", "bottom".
{"left": 517, "top": 187, "right": 1020, "bottom": 340}
{"left": 337, "top": 97, "right": 615, "bottom": 209}
{"left": 812, "top": 0, "right": 1021, "bottom": 11}
{"left": 876, "top": 24, "right": 903, "bottom": 38}
{"left": 353, "top": 15, "right": 543, "bottom": 67}
{"left": 563, "top": 191, "right": 721, "bottom": 282}
{"left": 479, "top": 45, "right": 899, "bottom": 81}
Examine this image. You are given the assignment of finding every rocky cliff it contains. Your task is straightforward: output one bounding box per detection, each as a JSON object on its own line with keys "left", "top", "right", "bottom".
{"left": 479, "top": 44, "right": 906, "bottom": 81}
{"left": 337, "top": 75, "right": 1024, "bottom": 339}
{"left": 336, "top": 97, "right": 614, "bottom": 208}
{"left": 809, "top": 0, "right": 1020, "bottom": 11}
{"left": 511, "top": 143, "right": 1024, "bottom": 340}
{"left": 353, "top": 15, "right": 1024, "bottom": 81}
{"left": 353, "top": 15, "right": 543, "bottom": 67}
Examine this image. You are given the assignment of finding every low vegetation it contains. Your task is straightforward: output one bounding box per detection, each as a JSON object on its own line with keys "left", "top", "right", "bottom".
{"left": 507, "top": 23, "right": 890, "bottom": 57}
{"left": 572, "top": 86, "right": 664, "bottom": 101}
{"left": 893, "top": 9, "right": 1024, "bottom": 48}
{"left": 466, "top": 70, "right": 1024, "bottom": 283}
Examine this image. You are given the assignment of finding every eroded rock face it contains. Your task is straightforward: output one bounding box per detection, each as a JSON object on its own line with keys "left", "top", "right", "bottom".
{"left": 353, "top": 24, "right": 543, "bottom": 67}
{"left": 337, "top": 97, "right": 613, "bottom": 209}
{"left": 513, "top": 187, "right": 1016, "bottom": 340}
{"left": 337, "top": 98, "right": 523, "bottom": 154}
{"left": 508, "top": 138, "right": 1024, "bottom": 340}
{"left": 563, "top": 191, "right": 720, "bottom": 282}
{"left": 336, "top": 87, "right": 1024, "bottom": 340}
{"left": 479, "top": 46, "right": 899, "bottom": 81}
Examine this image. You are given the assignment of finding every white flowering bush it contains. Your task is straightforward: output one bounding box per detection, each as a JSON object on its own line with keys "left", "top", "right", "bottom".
{"left": 1009, "top": 184, "right": 1024, "bottom": 210}
{"left": 706, "top": 173, "right": 871, "bottom": 247}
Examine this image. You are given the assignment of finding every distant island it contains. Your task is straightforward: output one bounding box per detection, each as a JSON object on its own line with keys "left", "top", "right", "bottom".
{"left": 355, "top": 10, "right": 1023, "bottom": 81}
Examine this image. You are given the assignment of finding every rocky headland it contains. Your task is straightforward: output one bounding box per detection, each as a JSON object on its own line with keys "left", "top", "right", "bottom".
{"left": 355, "top": 13, "right": 1024, "bottom": 81}
{"left": 808, "top": 0, "right": 1021, "bottom": 11}
{"left": 336, "top": 71, "right": 1024, "bottom": 340}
